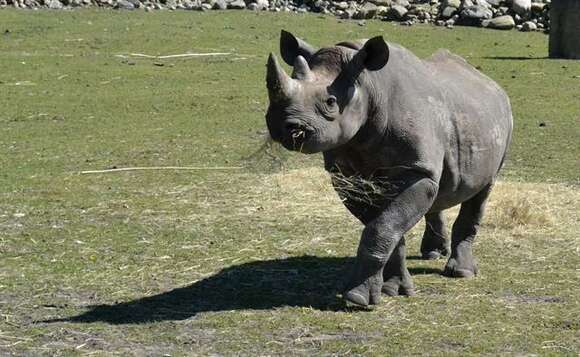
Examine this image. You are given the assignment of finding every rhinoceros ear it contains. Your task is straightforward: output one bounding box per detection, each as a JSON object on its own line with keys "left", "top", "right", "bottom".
{"left": 358, "top": 36, "right": 389, "bottom": 71}
{"left": 280, "top": 30, "right": 317, "bottom": 66}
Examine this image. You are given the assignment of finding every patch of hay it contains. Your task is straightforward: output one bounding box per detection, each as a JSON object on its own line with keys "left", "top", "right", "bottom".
{"left": 485, "top": 182, "right": 578, "bottom": 231}
{"left": 257, "top": 168, "right": 579, "bottom": 235}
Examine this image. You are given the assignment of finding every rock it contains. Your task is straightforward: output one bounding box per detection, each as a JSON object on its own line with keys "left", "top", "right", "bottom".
{"left": 255, "top": 0, "right": 268, "bottom": 9}
{"left": 393, "top": 0, "right": 409, "bottom": 7}
{"left": 377, "top": 5, "right": 389, "bottom": 16}
{"left": 441, "top": 5, "right": 456, "bottom": 18}
{"left": 441, "top": 0, "right": 460, "bottom": 8}
{"left": 45, "top": 0, "right": 62, "bottom": 8}
{"left": 531, "top": 2, "right": 544, "bottom": 12}
{"left": 369, "top": 0, "right": 390, "bottom": 5}
{"left": 341, "top": 7, "right": 356, "bottom": 18}
{"left": 521, "top": 20, "right": 537, "bottom": 31}
{"left": 385, "top": 4, "right": 408, "bottom": 20}
{"left": 482, "top": 15, "right": 515, "bottom": 29}
{"left": 512, "top": 0, "right": 531, "bottom": 17}
{"left": 353, "top": 2, "right": 378, "bottom": 19}
{"left": 311, "top": 0, "right": 325, "bottom": 12}
{"left": 115, "top": 0, "right": 135, "bottom": 9}
{"left": 212, "top": 0, "right": 226, "bottom": 9}
{"left": 460, "top": 5, "right": 493, "bottom": 23}
{"left": 335, "top": 1, "right": 348, "bottom": 10}
{"left": 227, "top": 0, "right": 245, "bottom": 8}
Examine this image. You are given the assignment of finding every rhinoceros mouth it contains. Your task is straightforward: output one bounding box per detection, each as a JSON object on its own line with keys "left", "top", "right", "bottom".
{"left": 284, "top": 121, "right": 315, "bottom": 151}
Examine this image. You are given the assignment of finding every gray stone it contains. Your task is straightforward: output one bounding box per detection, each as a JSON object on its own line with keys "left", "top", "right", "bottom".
{"left": 460, "top": 5, "right": 493, "bottom": 20}
{"left": 521, "top": 20, "right": 537, "bottom": 31}
{"left": 255, "top": 0, "right": 268, "bottom": 9}
{"left": 212, "top": 0, "right": 226, "bottom": 9}
{"left": 227, "top": 0, "right": 245, "bottom": 8}
{"left": 116, "top": 0, "right": 135, "bottom": 9}
{"left": 441, "top": 0, "right": 460, "bottom": 7}
{"left": 393, "top": 0, "right": 409, "bottom": 7}
{"left": 369, "top": 0, "right": 390, "bottom": 5}
{"left": 512, "top": 0, "right": 531, "bottom": 16}
{"left": 386, "top": 4, "right": 408, "bottom": 20}
{"left": 335, "top": 1, "right": 348, "bottom": 10}
{"left": 481, "top": 15, "right": 515, "bottom": 29}
{"left": 341, "top": 7, "right": 356, "bottom": 18}
{"left": 377, "top": 5, "right": 389, "bottom": 16}
{"left": 354, "top": 2, "right": 378, "bottom": 19}
{"left": 311, "top": 0, "right": 325, "bottom": 12}
{"left": 441, "top": 5, "right": 456, "bottom": 18}
{"left": 45, "top": 0, "right": 62, "bottom": 8}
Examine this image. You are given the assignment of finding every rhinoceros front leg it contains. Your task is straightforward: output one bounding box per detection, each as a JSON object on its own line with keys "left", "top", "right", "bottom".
{"left": 420, "top": 211, "right": 450, "bottom": 260}
{"left": 342, "top": 176, "right": 438, "bottom": 306}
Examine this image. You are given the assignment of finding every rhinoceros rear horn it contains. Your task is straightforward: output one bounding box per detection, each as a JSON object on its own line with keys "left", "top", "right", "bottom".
{"left": 266, "top": 53, "right": 295, "bottom": 101}
{"left": 291, "top": 55, "right": 314, "bottom": 81}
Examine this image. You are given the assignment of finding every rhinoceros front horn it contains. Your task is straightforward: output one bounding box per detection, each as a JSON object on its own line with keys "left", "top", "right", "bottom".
{"left": 266, "top": 53, "right": 295, "bottom": 102}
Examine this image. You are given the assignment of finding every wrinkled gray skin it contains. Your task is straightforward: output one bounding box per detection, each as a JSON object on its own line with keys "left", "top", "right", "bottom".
{"left": 265, "top": 31, "right": 513, "bottom": 307}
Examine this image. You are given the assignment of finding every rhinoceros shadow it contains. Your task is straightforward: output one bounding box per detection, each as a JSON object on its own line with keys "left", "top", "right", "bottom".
{"left": 44, "top": 256, "right": 440, "bottom": 325}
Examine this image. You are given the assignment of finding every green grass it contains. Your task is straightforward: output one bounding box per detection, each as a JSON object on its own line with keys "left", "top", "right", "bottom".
{"left": 0, "top": 9, "right": 579, "bottom": 355}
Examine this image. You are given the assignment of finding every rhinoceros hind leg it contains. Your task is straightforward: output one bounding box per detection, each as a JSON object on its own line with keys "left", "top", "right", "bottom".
{"left": 420, "top": 211, "right": 449, "bottom": 260}
{"left": 382, "top": 236, "right": 415, "bottom": 296}
{"left": 443, "top": 183, "right": 493, "bottom": 278}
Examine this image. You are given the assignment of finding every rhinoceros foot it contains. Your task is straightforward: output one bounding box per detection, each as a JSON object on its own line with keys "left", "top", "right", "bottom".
{"left": 341, "top": 260, "right": 384, "bottom": 307}
{"left": 443, "top": 246, "right": 477, "bottom": 278}
{"left": 420, "top": 213, "right": 450, "bottom": 260}
{"left": 421, "top": 249, "right": 448, "bottom": 260}
{"left": 381, "top": 278, "right": 416, "bottom": 297}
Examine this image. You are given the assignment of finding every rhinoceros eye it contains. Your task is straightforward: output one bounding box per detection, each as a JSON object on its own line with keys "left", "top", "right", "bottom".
{"left": 326, "top": 96, "right": 337, "bottom": 107}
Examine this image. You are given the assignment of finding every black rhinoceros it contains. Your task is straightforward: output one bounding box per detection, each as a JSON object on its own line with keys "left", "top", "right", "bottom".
{"left": 265, "top": 31, "right": 513, "bottom": 307}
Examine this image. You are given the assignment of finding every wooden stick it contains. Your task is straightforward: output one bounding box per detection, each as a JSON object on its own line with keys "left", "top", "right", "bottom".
{"left": 80, "top": 166, "right": 244, "bottom": 174}
{"left": 116, "top": 52, "right": 231, "bottom": 59}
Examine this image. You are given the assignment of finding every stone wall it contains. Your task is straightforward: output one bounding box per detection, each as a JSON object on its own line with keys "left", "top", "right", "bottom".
{"left": 549, "top": 0, "right": 580, "bottom": 59}
{"left": 0, "top": 0, "right": 553, "bottom": 33}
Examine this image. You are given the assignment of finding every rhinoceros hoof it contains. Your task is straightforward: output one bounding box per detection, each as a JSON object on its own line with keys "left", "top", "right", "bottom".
{"left": 443, "top": 258, "right": 478, "bottom": 278}
{"left": 342, "top": 276, "right": 383, "bottom": 307}
{"left": 381, "top": 280, "right": 416, "bottom": 297}
{"left": 421, "top": 250, "right": 447, "bottom": 260}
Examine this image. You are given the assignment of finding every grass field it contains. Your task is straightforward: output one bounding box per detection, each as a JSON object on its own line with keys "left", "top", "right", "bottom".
{"left": 1, "top": 10, "right": 579, "bottom": 355}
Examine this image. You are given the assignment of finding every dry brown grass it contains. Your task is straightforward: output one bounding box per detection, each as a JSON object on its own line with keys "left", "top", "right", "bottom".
{"left": 254, "top": 167, "right": 579, "bottom": 238}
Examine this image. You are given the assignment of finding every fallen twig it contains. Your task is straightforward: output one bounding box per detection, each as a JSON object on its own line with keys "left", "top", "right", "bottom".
{"left": 116, "top": 52, "right": 231, "bottom": 59}
{"left": 80, "top": 166, "right": 244, "bottom": 174}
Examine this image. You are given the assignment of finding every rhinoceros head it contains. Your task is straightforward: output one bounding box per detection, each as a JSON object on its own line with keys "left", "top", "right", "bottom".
{"left": 265, "top": 30, "right": 389, "bottom": 153}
